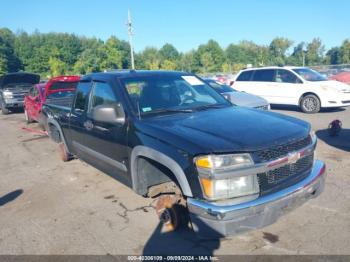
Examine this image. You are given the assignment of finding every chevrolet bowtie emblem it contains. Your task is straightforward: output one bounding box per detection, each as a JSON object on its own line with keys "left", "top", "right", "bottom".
{"left": 288, "top": 152, "right": 300, "bottom": 164}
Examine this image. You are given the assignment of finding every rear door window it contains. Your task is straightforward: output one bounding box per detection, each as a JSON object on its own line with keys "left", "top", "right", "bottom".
{"left": 236, "top": 70, "right": 253, "bottom": 81}
{"left": 252, "top": 69, "right": 276, "bottom": 82}
{"left": 73, "top": 81, "right": 92, "bottom": 113}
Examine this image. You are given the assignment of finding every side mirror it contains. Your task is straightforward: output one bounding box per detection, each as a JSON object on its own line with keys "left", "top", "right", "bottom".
{"left": 92, "top": 104, "right": 125, "bottom": 124}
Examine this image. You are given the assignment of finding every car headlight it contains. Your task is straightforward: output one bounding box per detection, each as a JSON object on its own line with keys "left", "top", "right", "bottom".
{"left": 3, "top": 91, "right": 13, "bottom": 99}
{"left": 195, "top": 153, "right": 253, "bottom": 170}
{"left": 195, "top": 153, "right": 258, "bottom": 200}
{"left": 200, "top": 175, "right": 259, "bottom": 200}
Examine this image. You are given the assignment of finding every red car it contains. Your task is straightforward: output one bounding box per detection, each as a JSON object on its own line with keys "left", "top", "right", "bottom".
{"left": 330, "top": 71, "right": 350, "bottom": 85}
{"left": 24, "top": 75, "right": 80, "bottom": 128}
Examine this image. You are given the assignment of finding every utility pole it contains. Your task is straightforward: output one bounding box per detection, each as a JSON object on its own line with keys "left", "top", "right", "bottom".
{"left": 127, "top": 9, "right": 135, "bottom": 70}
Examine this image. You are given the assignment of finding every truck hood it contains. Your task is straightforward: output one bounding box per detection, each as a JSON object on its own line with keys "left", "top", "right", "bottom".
{"left": 140, "top": 106, "right": 310, "bottom": 154}
{"left": 223, "top": 91, "right": 269, "bottom": 108}
{"left": 0, "top": 72, "right": 40, "bottom": 87}
{"left": 309, "top": 80, "right": 350, "bottom": 92}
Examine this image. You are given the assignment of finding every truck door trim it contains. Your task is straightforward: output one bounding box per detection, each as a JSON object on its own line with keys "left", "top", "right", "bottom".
{"left": 72, "top": 141, "right": 128, "bottom": 172}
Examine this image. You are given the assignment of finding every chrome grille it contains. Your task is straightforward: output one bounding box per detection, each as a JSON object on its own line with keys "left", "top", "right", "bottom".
{"left": 257, "top": 154, "right": 314, "bottom": 196}
{"left": 255, "top": 135, "right": 312, "bottom": 163}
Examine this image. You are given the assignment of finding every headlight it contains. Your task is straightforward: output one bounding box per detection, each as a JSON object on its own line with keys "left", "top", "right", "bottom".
{"left": 195, "top": 153, "right": 253, "bottom": 170}
{"left": 195, "top": 153, "right": 257, "bottom": 200}
{"left": 3, "top": 91, "right": 13, "bottom": 98}
{"left": 200, "top": 175, "right": 259, "bottom": 200}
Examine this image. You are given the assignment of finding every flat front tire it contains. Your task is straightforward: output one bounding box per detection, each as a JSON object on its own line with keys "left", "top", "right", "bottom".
{"left": 300, "top": 94, "right": 321, "bottom": 113}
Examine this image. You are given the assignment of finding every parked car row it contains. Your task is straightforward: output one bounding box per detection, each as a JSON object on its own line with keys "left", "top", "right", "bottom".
{"left": 0, "top": 69, "right": 326, "bottom": 238}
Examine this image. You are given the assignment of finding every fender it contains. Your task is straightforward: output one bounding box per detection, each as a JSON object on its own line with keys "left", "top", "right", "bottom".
{"left": 130, "top": 145, "right": 193, "bottom": 197}
{"left": 46, "top": 117, "right": 71, "bottom": 154}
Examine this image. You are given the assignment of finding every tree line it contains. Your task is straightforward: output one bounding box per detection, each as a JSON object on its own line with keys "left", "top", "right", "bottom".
{"left": 1, "top": 27, "right": 350, "bottom": 78}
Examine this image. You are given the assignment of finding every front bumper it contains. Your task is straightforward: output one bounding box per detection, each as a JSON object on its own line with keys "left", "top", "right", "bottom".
{"left": 322, "top": 93, "right": 350, "bottom": 108}
{"left": 187, "top": 160, "right": 326, "bottom": 238}
{"left": 3, "top": 98, "right": 24, "bottom": 108}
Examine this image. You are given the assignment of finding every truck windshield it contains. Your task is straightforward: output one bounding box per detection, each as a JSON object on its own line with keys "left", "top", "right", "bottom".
{"left": 121, "top": 74, "right": 230, "bottom": 116}
{"left": 292, "top": 68, "right": 328, "bottom": 82}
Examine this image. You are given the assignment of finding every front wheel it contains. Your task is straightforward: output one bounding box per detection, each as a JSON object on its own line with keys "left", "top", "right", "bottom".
{"left": 300, "top": 94, "right": 321, "bottom": 113}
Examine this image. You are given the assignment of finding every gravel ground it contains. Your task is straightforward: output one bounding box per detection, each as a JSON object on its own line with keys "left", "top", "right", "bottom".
{"left": 0, "top": 106, "right": 349, "bottom": 256}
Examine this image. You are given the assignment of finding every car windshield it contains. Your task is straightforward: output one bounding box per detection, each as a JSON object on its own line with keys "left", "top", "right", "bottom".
{"left": 121, "top": 74, "right": 231, "bottom": 117}
{"left": 292, "top": 68, "right": 328, "bottom": 81}
{"left": 205, "top": 80, "right": 236, "bottom": 93}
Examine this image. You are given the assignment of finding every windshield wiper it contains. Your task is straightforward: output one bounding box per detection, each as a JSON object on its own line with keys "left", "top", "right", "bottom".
{"left": 144, "top": 108, "right": 195, "bottom": 115}
{"left": 193, "top": 103, "right": 228, "bottom": 111}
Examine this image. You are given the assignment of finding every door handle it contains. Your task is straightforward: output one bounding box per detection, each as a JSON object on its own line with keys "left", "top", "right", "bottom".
{"left": 83, "top": 120, "right": 94, "bottom": 131}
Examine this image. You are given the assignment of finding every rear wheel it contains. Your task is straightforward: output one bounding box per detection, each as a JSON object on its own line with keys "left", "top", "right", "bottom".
{"left": 300, "top": 94, "right": 321, "bottom": 113}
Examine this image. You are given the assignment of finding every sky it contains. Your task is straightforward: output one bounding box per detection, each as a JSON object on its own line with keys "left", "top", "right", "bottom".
{"left": 1, "top": 0, "right": 349, "bottom": 52}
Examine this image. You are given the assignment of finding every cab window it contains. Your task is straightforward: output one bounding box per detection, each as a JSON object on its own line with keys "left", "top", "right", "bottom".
{"left": 89, "top": 82, "right": 119, "bottom": 112}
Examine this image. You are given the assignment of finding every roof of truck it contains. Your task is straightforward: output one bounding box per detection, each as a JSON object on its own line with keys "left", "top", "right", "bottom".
{"left": 82, "top": 70, "right": 191, "bottom": 80}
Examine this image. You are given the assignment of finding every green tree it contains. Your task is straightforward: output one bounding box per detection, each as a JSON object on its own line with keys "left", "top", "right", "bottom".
{"left": 325, "top": 47, "right": 341, "bottom": 65}
{"left": 0, "top": 28, "right": 22, "bottom": 74}
{"left": 340, "top": 39, "right": 350, "bottom": 64}
{"left": 305, "top": 38, "right": 325, "bottom": 66}
{"left": 269, "top": 37, "right": 293, "bottom": 65}
{"left": 287, "top": 42, "right": 305, "bottom": 66}
{"left": 178, "top": 50, "right": 200, "bottom": 72}
{"left": 197, "top": 39, "right": 224, "bottom": 72}
{"left": 140, "top": 47, "right": 160, "bottom": 70}
{"left": 48, "top": 56, "right": 68, "bottom": 76}
{"left": 159, "top": 43, "right": 179, "bottom": 61}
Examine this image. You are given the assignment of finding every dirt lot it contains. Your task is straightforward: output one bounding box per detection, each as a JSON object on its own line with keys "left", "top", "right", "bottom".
{"left": 0, "top": 106, "right": 349, "bottom": 255}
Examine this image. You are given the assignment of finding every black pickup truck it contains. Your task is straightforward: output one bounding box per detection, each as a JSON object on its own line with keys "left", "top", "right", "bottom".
{"left": 42, "top": 70, "right": 326, "bottom": 237}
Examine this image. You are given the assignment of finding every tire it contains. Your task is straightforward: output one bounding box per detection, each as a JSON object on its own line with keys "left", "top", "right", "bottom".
{"left": 1, "top": 106, "right": 9, "bottom": 115}
{"left": 300, "top": 94, "right": 321, "bottom": 113}
{"left": 24, "top": 109, "right": 32, "bottom": 124}
{"left": 1, "top": 101, "right": 9, "bottom": 115}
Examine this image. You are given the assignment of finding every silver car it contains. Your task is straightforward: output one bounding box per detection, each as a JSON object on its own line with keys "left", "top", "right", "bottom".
{"left": 205, "top": 79, "right": 270, "bottom": 110}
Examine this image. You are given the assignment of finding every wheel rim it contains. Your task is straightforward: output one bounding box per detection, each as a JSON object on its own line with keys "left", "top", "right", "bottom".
{"left": 303, "top": 97, "right": 317, "bottom": 112}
